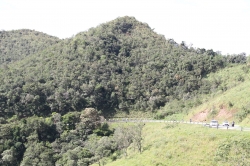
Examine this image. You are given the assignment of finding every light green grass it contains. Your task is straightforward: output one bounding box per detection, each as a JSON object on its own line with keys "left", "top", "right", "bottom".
{"left": 187, "top": 64, "right": 250, "bottom": 124}
{"left": 205, "top": 64, "right": 250, "bottom": 87}
{"left": 188, "top": 79, "right": 250, "bottom": 121}
{"left": 92, "top": 122, "right": 248, "bottom": 166}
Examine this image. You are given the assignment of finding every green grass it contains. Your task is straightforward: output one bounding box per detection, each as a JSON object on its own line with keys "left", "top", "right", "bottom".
{"left": 92, "top": 122, "right": 249, "bottom": 166}
{"left": 186, "top": 64, "right": 250, "bottom": 125}
{"left": 187, "top": 79, "right": 250, "bottom": 121}
{"left": 205, "top": 64, "right": 250, "bottom": 87}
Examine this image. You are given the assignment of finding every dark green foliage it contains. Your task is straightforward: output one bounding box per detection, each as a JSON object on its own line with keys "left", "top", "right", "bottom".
{"left": 55, "top": 146, "right": 93, "bottom": 166}
{"left": 226, "top": 52, "right": 247, "bottom": 64}
{"left": 1, "top": 17, "right": 246, "bottom": 165}
{"left": 236, "top": 103, "right": 250, "bottom": 122}
{"left": 0, "top": 29, "right": 60, "bottom": 66}
{"left": 0, "top": 116, "right": 59, "bottom": 165}
{"left": 0, "top": 16, "right": 234, "bottom": 119}
{"left": 93, "top": 123, "right": 114, "bottom": 136}
{"left": 62, "top": 112, "right": 81, "bottom": 130}
{"left": 0, "top": 108, "right": 118, "bottom": 166}
{"left": 228, "top": 101, "right": 233, "bottom": 107}
{"left": 20, "top": 142, "right": 55, "bottom": 166}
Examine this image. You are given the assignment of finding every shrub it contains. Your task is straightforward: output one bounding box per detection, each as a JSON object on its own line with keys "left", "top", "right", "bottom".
{"left": 228, "top": 101, "right": 233, "bottom": 107}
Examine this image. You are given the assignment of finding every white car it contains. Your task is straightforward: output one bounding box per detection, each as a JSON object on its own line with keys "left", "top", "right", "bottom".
{"left": 222, "top": 121, "right": 229, "bottom": 126}
{"left": 209, "top": 120, "right": 219, "bottom": 128}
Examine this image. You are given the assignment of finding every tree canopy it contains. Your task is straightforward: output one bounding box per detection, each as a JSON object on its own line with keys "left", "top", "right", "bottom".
{"left": 0, "top": 16, "right": 248, "bottom": 166}
{"left": 0, "top": 29, "right": 60, "bottom": 66}
{"left": 0, "top": 16, "right": 246, "bottom": 119}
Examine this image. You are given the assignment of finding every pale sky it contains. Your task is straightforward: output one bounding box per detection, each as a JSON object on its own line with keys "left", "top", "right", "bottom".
{"left": 1, "top": 0, "right": 250, "bottom": 55}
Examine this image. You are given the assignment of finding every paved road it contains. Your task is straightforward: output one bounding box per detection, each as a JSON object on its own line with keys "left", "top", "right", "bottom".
{"left": 107, "top": 118, "right": 250, "bottom": 132}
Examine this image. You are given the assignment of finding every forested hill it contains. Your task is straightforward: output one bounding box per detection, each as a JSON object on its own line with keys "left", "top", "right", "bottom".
{"left": 0, "top": 16, "right": 246, "bottom": 118}
{"left": 0, "top": 29, "right": 60, "bottom": 66}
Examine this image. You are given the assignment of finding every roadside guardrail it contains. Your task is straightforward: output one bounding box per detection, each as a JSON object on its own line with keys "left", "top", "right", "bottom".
{"left": 106, "top": 118, "right": 250, "bottom": 132}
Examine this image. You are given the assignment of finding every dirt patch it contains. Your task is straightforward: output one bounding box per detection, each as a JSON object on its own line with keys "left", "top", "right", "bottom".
{"left": 191, "top": 107, "right": 234, "bottom": 122}
{"left": 192, "top": 109, "right": 209, "bottom": 122}
{"left": 215, "top": 108, "right": 233, "bottom": 120}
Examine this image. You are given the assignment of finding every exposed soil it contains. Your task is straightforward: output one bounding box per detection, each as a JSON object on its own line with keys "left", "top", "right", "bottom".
{"left": 192, "top": 107, "right": 234, "bottom": 122}
{"left": 192, "top": 109, "right": 209, "bottom": 122}
{"left": 215, "top": 108, "right": 234, "bottom": 120}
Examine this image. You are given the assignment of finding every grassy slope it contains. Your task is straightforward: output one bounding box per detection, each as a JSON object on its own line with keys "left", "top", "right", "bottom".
{"left": 185, "top": 64, "right": 250, "bottom": 125}
{"left": 155, "top": 64, "right": 250, "bottom": 125}
{"left": 93, "top": 122, "right": 248, "bottom": 166}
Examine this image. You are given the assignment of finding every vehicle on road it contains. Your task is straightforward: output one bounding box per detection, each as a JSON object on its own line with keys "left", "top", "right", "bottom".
{"left": 222, "top": 121, "right": 230, "bottom": 126}
{"left": 209, "top": 120, "right": 219, "bottom": 128}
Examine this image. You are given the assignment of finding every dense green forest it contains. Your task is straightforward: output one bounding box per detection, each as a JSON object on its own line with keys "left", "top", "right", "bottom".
{"left": 0, "top": 16, "right": 248, "bottom": 165}
{"left": 0, "top": 17, "right": 246, "bottom": 119}
{"left": 0, "top": 29, "right": 60, "bottom": 66}
{"left": 0, "top": 108, "right": 119, "bottom": 165}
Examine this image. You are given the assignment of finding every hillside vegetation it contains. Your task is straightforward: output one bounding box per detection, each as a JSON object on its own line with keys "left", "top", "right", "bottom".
{"left": 0, "top": 17, "right": 246, "bottom": 119}
{"left": 0, "top": 29, "right": 60, "bottom": 66}
{"left": 98, "top": 123, "right": 250, "bottom": 166}
{"left": 155, "top": 62, "right": 250, "bottom": 126}
{"left": 186, "top": 63, "right": 250, "bottom": 125}
{"left": 0, "top": 16, "right": 249, "bottom": 165}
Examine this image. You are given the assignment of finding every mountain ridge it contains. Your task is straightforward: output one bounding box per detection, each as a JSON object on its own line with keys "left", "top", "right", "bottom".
{"left": 0, "top": 29, "right": 61, "bottom": 66}
{"left": 0, "top": 16, "right": 245, "bottom": 119}
{"left": 0, "top": 16, "right": 249, "bottom": 166}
